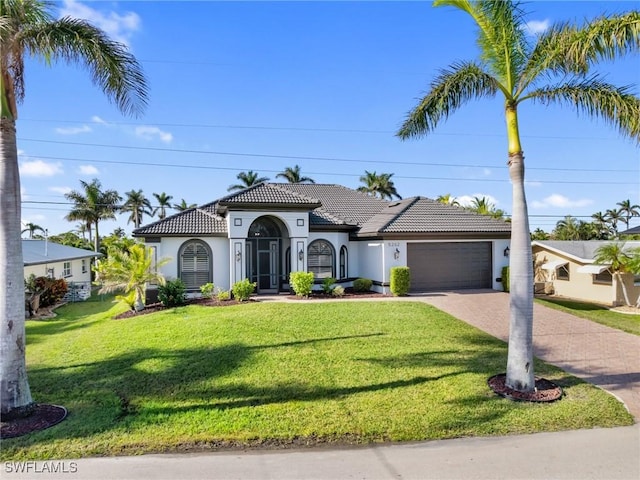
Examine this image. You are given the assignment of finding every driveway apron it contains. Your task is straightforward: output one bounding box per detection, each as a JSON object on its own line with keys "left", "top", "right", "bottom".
{"left": 412, "top": 290, "right": 640, "bottom": 420}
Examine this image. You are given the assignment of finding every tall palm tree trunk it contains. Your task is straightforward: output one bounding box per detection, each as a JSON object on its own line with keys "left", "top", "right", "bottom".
{"left": 506, "top": 149, "right": 535, "bottom": 392}
{"left": 0, "top": 117, "right": 33, "bottom": 417}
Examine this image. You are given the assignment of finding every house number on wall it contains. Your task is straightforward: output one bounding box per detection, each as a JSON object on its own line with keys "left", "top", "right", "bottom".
{"left": 387, "top": 242, "right": 400, "bottom": 247}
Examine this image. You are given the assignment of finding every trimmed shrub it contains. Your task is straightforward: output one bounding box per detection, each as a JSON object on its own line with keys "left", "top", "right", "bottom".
{"left": 30, "top": 276, "right": 68, "bottom": 308}
{"left": 332, "top": 285, "right": 345, "bottom": 297}
{"left": 321, "top": 277, "right": 336, "bottom": 294}
{"left": 290, "top": 271, "right": 314, "bottom": 297}
{"left": 200, "top": 282, "right": 215, "bottom": 299}
{"left": 501, "top": 266, "right": 510, "bottom": 293}
{"left": 158, "top": 279, "right": 187, "bottom": 307}
{"left": 390, "top": 267, "right": 411, "bottom": 296}
{"left": 217, "top": 289, "right": 231, "bottom": 301}
{"left": 353, "top": 278, "right": 372, "bottom": 293}
{"left": 232, "top": 278, "right": 256, "bottom": 302}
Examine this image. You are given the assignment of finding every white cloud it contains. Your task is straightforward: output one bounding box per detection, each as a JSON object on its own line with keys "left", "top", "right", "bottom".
{"left": 457, "top": 193, "right": 500, "bottom": 208}
{"left": 91, "top": 115, "right": 108, "bottom": 125}
{"left": 55, "top": 125, "right": 91, "bottom": 135}
{"left": 531, "top": 194, "right": 593, "bottom": 209}
{"left": 21, "top": 187, "right": 28, "bottom": 201}
{"left": 49, "top": 186, "right": 72, "bottom": 195}
{"left": 135, "top": 126, "right": 173, "bottom": 144}
{"left": 78, "top": 165, "right": 100, "bottom": 175}
{"left": 523, "top": 19, "right": 550, "bottom": 36}
{"left": 59, "top": 0, "right": 141, "bottom": 46}
{"left": 19, "top": 159, "right": 63, "bottom": 177}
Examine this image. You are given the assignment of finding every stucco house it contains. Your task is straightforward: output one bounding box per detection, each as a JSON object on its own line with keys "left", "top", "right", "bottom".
{"left": 23, "top": 239, "right": 101, "bottom": 301}
{"left": 133, "top": 183, "right": 511, "bottom": 295}
{"left": 532, "top": 240, "right": 640, "bottom": 306}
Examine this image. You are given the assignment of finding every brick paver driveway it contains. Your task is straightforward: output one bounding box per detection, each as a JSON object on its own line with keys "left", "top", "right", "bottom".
{"left": 412, "top": 290, "right": 640, "bottom": 420}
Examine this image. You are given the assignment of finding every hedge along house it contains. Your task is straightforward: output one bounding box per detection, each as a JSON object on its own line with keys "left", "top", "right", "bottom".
{"left": 133, "top": 183, "right": 511, "bottom": 295}
{"left": 532, "top": 240, "right": 640, "bottom": 306}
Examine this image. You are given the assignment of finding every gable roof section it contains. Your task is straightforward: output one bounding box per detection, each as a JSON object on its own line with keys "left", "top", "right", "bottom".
{"left": 359, "top": 197, "right": 511, "bottom": 237}
{"left": 133, "top": 203, "right": 227, "bottom": 236}
{"left": 532, "top": 240, "right": 640, "bottom": 263}
{"left": 217, "top": 183, "right": 322, "bottom": 211}
{"left": 23, "top": 240, "right": 101, "bottom": 266}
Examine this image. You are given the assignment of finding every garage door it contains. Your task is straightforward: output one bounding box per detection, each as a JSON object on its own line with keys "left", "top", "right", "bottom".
{"left": 407, "top": 242, "right": 492, "bottom": 291}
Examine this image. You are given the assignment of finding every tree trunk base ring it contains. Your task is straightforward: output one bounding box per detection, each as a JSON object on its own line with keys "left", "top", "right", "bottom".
{"left": 488, "top": 374, "right": 563, "bottom": 403}
{"left": 1, "top": 404, "right": 67, "bottom": 439}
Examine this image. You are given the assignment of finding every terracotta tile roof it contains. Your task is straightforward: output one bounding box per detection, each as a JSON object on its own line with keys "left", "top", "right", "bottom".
{"left": 218, "top": 183, "right": 321, "bottom": 208}
{"left": 133, "top": 203, "right": 227, "bottom": 236}
{"left": 133, "top": 185, "right": 511, "bottom": 237}
{"left": 359, "top": 197, "right": 511, "bottom": 236}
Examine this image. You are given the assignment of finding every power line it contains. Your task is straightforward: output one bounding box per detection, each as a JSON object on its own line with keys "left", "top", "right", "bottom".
{"left": 19, "top": 117, "right": 632, "bottom": 142}
{"left": 18, "top": 154, "right": 635, "bottom": 186}
{"left": 19, "top": 138, "right": 639, "bottom": 175}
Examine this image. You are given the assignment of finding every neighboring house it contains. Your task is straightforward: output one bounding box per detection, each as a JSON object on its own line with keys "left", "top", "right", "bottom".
{"left": 133, "top": 183, "right": 511, "bottom": 295}
{"left": 532, "top": 240, "right": 640, "bottom": 306}
{"left": 23, "top": 240, "right": 102, "bottom": 301}
{"left": 621, "top": 225, "right": 640, "bottom": 236}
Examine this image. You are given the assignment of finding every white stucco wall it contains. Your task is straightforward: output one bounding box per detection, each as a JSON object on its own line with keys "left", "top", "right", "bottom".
{"left": 151, "top": 237, "right": 230, "bottom": 290}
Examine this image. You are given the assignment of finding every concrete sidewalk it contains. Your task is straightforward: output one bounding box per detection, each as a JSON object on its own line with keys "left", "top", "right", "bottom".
{"left": 4, "top": 425, "right": 639, "bottom": 480}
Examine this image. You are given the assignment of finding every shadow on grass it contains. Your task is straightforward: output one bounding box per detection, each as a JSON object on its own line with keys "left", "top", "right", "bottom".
{"left": 537, "top": 298, "right": 609, "bottom": 312}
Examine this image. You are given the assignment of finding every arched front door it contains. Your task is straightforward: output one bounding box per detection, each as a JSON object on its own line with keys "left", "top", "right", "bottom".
{"left": 246, "top": 216, "right": 288, "bottom": 293}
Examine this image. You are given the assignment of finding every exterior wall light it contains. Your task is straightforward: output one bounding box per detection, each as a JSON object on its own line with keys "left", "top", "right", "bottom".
{"left": 235, "top": 250, "right": 242, "bottom": 262}
{"left": 298, "top": 249, "right": 304, "bottom": 262}
{"left": 504, "top": 246, "right": 510, "bottom": 258}
{"left": 394, "top": 248, "right": 400, "bottom": 260}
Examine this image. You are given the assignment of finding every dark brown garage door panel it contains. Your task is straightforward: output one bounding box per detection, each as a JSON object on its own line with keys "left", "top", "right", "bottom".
{"left": 408, "top": 242, "right": 492, "bottom": 291}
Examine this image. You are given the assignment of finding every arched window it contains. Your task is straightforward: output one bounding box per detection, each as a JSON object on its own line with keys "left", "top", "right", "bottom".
{"left": 179, "top": 240, "right": 212, "bottom": 289}
{"left": 248, "top": 217, "right": 281, "bottom": 238}
{"left": 308, "top": 240, "right": 335, "bottom": 279}
{"left": 339, "top": 246, "right": 348, "bottom": 279}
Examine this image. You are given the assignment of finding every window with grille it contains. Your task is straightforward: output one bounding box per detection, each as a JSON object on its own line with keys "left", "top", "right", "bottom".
{"left": 308, "top": 240, "right": 335, "bottom": 279}
{"left": 81, "top": 259, "right": 87, "bottom": 274}
{"left": 63, "top": 261, "right": 72, "bottom": 278}
{"left": 179, "top": 240, "right": 212, "bottom": 289}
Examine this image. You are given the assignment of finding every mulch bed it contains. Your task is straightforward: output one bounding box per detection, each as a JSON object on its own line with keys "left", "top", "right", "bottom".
{"left": 1, "top": 404, "right": 67, "bottom": 439}
{"left": 114, "top": 289, "right": 388, "bottom": 319}
{"left": 488, "top": 374, "right": 563, "bottom": 403}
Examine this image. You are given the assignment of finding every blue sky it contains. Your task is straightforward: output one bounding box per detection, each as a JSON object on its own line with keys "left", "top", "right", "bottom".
{"left": 17, "top": 0, "right": 640, "bottom": 237}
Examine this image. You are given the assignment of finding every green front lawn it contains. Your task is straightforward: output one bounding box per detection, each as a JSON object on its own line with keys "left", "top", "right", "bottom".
{"left": 536, "top": 297, "right": 640, "bottom": 336}
{"left": 3, "top": 297, "right": 633, "bottom": 460}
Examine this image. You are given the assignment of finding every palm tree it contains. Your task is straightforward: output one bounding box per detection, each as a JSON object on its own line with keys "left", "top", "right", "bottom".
{"left": 93, "top": 244, "right": 169, "bottom": 312}
{"left": 591, "top": 211, "right": 613, "bottom": 240}
{"left": 173, "top": 199, "right": 197, "bottom": 211}
{"left": 121, "top": 189, "right": 152, "bottom": 229}
{"left": 594, "top": 243, "right": 634, "bottom": 306}
{"left": 74, "top": 222, "right": 90, "bottom": 240}
{"left": 553, "top": 215, "right": 582, "bottom": 240}
{"left": 21, "top": 222, "right": 44, "bottom": 239}
{"left": 530, "top": 228, "right": 549, "bottom": 241}
{"left": 357, "top": 171, "right": 402, "bottom": 200}
{"left": 466, "top": 196, "right": 506, "bottom": 220}
{"left": 436, "top": 193, "right": 460, "bottom": 206}
{"left": 276, "top": 165, "right": 315, "bottom": 184}
{"left": 396, "top": 1, "right": 638, "bottom": 393}
{"left": 65, "top": 179, "right": 122, "bottom": 253}
{"left": 227, "top": 170, "right": 270, "bottom": 192}
{"left": 617, "top": 199, "right": 640, "bottom": 229}
{"left": 152, "top": 192, "right": 173, "bottom": 220}
{"left": 606, "top": 208, "right": 623, "bottom": 237}
{"left": 0, "top": 0, "right": 147, "bottom": 419}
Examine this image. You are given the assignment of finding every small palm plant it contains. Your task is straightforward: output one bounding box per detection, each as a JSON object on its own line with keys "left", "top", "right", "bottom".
{"left": 594, "top": 243, "right": 634, "bottom": 307}
{"left": 93, "top": 244, "right": 169, "bottom": 312}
